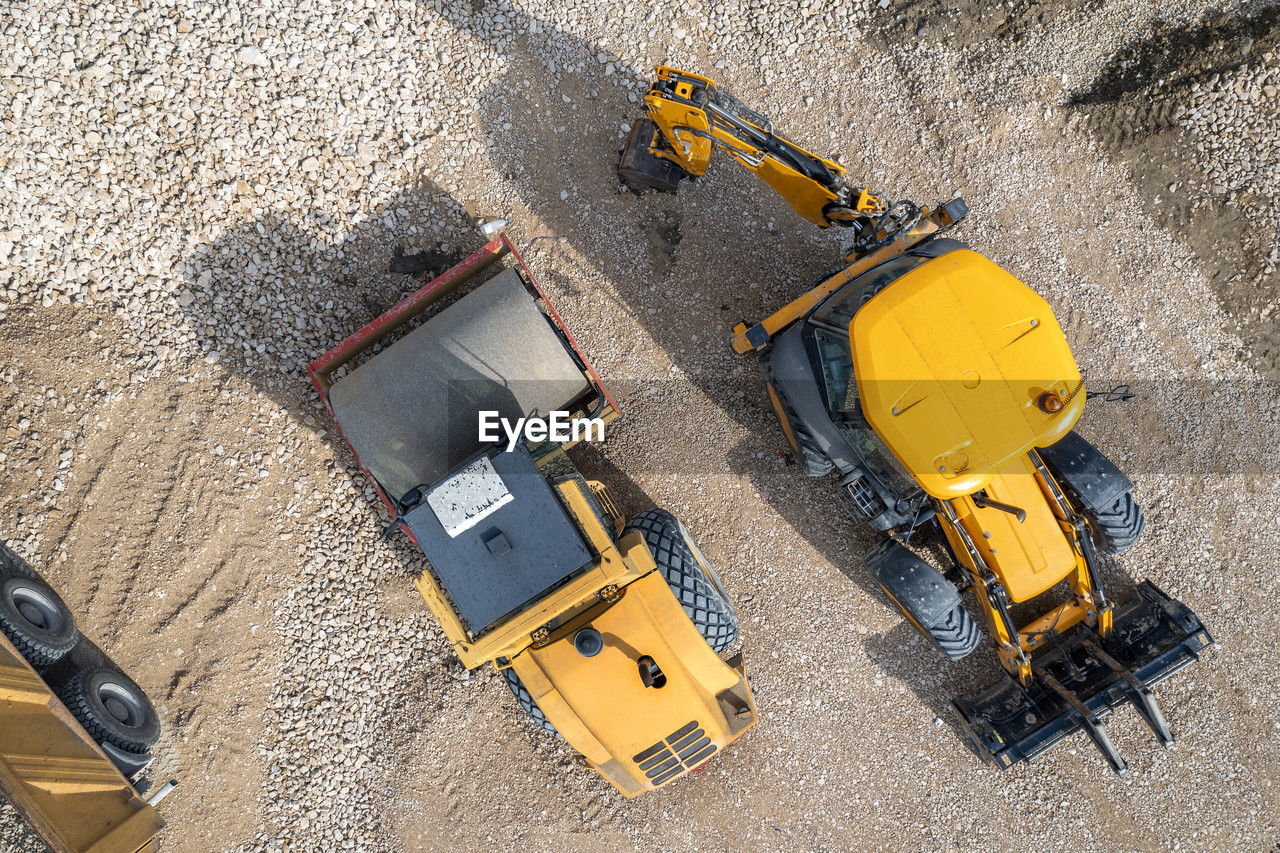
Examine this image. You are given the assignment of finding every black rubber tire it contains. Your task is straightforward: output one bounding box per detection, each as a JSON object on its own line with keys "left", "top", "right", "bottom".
{"left": 927, "top": 604, "right": 982, "bottom": 661}
{"left": 58, "top": 666, "right": 161, "bottom": 753}
{"left": 1087, "top": 492, "right": 1145, "bottom": 555}
{"left": 499, "top": 665, "right": 559, "bottom": 738}
{"left": 793, "top": 422, "right": 836, "bottom": 476}
{"left": 0, "top": 574, "right": 78, "bottom": 667}
{"left": 624, "top": 509, "right": 739, "bottom": 653}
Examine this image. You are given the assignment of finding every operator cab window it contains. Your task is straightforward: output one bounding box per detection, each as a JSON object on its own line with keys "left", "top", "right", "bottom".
{"left": 804, "top": 252, "right": 929, "bottom": 496}
{"left": 810, "top": 328, "right": 856, "bottom": 415}
{"left": 811, "top": 254, "right": 930, "bottom": 329}
{"left": 806, "top": 253, "right": 930, "bottom": 414}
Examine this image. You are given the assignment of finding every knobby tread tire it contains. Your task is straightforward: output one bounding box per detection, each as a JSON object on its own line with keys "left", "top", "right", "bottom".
{"left": 58, "top": 666, "right": 161, "bottom": 754}
{"left": 761, "top": 359, "right": 835, "bottom": 478}
{"left": 793, "top": 422, "right": 836, "bottom": 476}
{"left": 0, "top": 575, "right": 78, "bottom": 668}
{"left": 500, "top": 665, "right": 559, "bottom": 738}
{"left": 624, "top": 509, "right": 739, "bottom": 653}
{"left": 928, "top": 604, "right": 982, "bottom": 661}
{"left": 1088, "top": 492, "right": 1145, "bottom": 554}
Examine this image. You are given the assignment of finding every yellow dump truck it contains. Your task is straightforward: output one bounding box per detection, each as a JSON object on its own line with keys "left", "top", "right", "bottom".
{"left": 309, "top": 231, "right": 757, "bottom": 796}
{"left": 1, "top": 543, "right": 170, "bottom": 851}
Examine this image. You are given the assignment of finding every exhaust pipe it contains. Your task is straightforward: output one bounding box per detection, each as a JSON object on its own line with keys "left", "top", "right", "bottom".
{"left": 146, "top": 779, "right": 178, "bottom": 807}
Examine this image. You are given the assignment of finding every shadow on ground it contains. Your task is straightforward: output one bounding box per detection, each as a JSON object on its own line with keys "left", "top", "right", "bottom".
{"left": 1069, "top": 5, "right": 1280, "bottom": 377}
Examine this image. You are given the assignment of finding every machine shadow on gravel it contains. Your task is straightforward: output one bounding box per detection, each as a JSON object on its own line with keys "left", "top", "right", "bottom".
{"left": 174, "top": 179, "right": 495, "bottom": 572}
{"left": 175, "top": 174, "right": 672, "bottom": 567}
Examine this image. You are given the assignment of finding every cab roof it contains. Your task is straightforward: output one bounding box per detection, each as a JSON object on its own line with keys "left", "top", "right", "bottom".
{"left": 851, "top": 250, "right": 1083, "bottom": 499}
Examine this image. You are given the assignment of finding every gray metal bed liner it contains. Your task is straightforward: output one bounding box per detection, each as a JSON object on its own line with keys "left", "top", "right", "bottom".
{"left": 328, "top": 266, "right": 591, "bottom": 501}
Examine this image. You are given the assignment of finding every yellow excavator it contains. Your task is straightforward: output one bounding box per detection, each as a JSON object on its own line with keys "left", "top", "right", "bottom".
{"left": 620, "top": 66, "right": 1214, "bottom": 774}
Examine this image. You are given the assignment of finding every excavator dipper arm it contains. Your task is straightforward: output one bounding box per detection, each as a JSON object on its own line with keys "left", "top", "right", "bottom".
{"left": 619, "top": 66, "right": 889, "bottom": 230}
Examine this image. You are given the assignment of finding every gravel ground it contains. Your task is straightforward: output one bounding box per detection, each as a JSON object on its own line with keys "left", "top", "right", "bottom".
{"left": 2, "top": 0, "right": 1279, "bottom": 850}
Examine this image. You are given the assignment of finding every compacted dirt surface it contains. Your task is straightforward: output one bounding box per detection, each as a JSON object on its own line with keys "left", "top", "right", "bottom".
{"left": 2, "top": 0, "right": 1279, "bottom": 850}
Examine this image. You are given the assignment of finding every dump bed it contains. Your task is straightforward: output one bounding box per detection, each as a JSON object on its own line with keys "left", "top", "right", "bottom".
{"left": 327, "top": 266, "right": 591, "bottom": 501}
{"left": 0, "top": 634, "right": 162, "bottom": 853}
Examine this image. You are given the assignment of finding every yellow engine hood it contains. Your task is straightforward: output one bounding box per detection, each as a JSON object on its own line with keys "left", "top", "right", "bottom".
{"left": 952, "top": 455, "right": 1079, "bottom": 601}
{"left": 851, "top": 250, "right": 1084, "bottom": 498}
{"left": 508, "top": 571, "right": 754, "bottom": 796}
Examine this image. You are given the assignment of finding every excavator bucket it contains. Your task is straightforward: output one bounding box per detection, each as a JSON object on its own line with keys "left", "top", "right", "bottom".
{"left": 952, "top": 581, "right": 1213, "bottom": 775}
{"left": 618, "top": 119, "right": 689, "bottom": 194}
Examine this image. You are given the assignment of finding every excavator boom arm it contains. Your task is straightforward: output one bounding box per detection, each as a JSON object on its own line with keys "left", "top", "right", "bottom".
{"left": 620, "top": 66, "right": 887, "bottom": 228}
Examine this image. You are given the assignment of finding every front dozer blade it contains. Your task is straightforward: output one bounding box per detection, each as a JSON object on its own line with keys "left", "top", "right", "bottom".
{"left": 618, "top": 118, "right": 689, "bottom": 193}
{"left": 953, "top": 581, "right": 1213, "bottom": 773}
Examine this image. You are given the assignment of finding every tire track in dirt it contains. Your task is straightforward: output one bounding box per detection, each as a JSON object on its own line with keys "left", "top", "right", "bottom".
{"left": 1, "top": 306, "right": 306, "bottom": 850}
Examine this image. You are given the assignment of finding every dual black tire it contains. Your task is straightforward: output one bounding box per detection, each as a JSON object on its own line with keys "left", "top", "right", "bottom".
{"left": 0, "top": 569, "right": 160, "bottom": 754}
{"left": 502, "top": 509, "right": 738, "bottom": 734}
{"left": 0, "top": 573, "right": 79, "bottom": 667}
{"left": 58, "top": 665, "right": 162, "bottom": 754}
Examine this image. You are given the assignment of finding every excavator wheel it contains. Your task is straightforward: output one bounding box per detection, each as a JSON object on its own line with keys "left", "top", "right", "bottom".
{"left": 793, "top": 422, "right": 836, "bottom": 476}
{"left": 1086, "top": 492, "right": 1146, "bottom": 554}
{"left": 618, "top": 119, "right": 690, "bottom": 194}
{"left": 865, "top": 540, "right": 981, "bottom": 661}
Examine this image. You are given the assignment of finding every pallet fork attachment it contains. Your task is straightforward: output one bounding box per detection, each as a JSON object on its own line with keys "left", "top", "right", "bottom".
{"left": 1083, "top": 637, "right": 1174, "bottom": 747}
{"left": 953, "top": 581, "right": 1212, "bottom": 774}
{"left": 1037, "top": 668, "right": 1129, "bottom": 776}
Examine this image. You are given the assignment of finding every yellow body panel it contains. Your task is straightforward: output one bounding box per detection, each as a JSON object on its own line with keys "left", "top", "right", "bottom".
{"left": 951, "top": 455, "right": 1079, "bottom": 602}
{"left": 0, "top": 636, "right": 163, "bottom": 853}
{"left": 410, "top": 472, "right": 755, "bottom": 796}
{"left": 510, "top": 571, "right": 754, "bottom": 796}
{"left": 851, "top": 250, "right": 1084, "bottom": 498}
{"left": 738, "top": 155, "right": 837, "bottom": 227}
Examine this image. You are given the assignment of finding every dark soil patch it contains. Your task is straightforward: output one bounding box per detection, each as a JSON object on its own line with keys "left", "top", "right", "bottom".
{"left": 1070, "top": 5, "right": 1280, "bottom": 377}
{"left": 869, "top": 0, "right": 1088, "bottom": 48}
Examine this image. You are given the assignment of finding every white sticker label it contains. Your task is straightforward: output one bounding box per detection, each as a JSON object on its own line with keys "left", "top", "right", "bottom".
{"left": 426, "top": 455, "right": 514, "bottom": 538}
